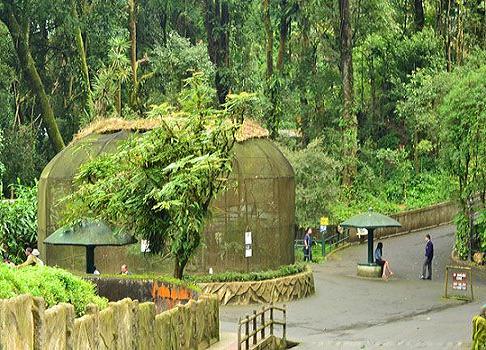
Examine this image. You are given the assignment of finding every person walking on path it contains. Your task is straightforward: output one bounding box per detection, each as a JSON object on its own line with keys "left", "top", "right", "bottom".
{"left": 421, "top": 234, "right": 434, "bottom": 280}
{"left": 303, "top": 228, "right": 313, "bottom": 262}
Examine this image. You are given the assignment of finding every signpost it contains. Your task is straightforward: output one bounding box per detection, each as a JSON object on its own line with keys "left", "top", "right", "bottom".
{"left": 319, "top": 216, "right": 329, "bottom": 233}
{"left": 444, "top": 265, "right": 473, "bottom": 301}
{"left": 320, "top": 217, "right": 329, "bottom": 256}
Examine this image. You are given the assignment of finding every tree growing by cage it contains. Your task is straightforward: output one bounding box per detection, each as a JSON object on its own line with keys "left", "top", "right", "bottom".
{"left": 62, "top": 73, "right": 255, "bottom": 278}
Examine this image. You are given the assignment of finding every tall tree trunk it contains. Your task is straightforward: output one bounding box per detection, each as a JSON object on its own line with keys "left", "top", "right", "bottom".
{"left": 414, "top": 0, "right": 425, "bottom": 31}
{"left": 262, "top": 0, "right": 279, "bottom": 138}
{"left": 3, "top": 5, "right": 65, "bottom": 153}
{"left": 216, "top": 0, "right": 230, "bottom": 104}
{"left": 173, "top": 256, "right": 186, "bottom": 279}
{"left": 298, "top": 10, "right": 311, "bottom": 146}
{"left": 445, "top": 0, "right": 452, "bottom": 71}
{"left": 276, "top": 0, "right": 289, "bottom": 71}
{"left": 128, "top": 0, "right": 139, "bottom": 108}
{"left": 455, "top": 2, "right": 464, "bottom": 65}
{"left": 263, "top": 0, "right": 273, "bottom": 78}
{"left": 339, "top": 0, "right": 357, "bottom": 186}
{"left": 204, "top": 0, "right": 231, "bottom": 104}
{"left": 72, "top": 0, "right": 93, "bottom": 113}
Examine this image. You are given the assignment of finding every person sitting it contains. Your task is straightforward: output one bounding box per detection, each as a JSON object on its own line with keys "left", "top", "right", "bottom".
{"left": 375, "top": 242, "right": 393, "bottom": 280}
{"left": 472, "top": 304, "right": 486, "bottom": 349}
{"left": 119, "top": 264, "right": 130, "bottom": 275}
{"left": 17, "top": 248, "right": 44, "bottom": 268}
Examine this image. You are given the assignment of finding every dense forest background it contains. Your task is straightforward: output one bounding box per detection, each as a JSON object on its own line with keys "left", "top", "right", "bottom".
{"left": 0, "top": 0, "right": 484, "bottom": 258}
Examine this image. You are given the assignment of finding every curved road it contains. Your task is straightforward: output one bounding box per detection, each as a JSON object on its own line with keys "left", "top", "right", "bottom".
{"left": 219, "top": 225, "right": 486, "bottom": 349}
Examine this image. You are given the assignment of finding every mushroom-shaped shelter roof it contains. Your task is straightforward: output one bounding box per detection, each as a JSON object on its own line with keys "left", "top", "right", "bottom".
{"left": 341, "top": 210, "right": 402, "bottom": 229}
{"left": 44, "top": 220, "right": 136, "bottom": 247}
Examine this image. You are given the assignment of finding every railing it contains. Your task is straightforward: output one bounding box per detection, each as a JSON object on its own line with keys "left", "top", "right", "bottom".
{"left": 294, "top": 229, "right": 350, "bottom": 258}
{"left": 237, "top": 304, "right": 286, "bottom": 350}
{"left": 322, "top": 230, "right": 350, "bottom": 256}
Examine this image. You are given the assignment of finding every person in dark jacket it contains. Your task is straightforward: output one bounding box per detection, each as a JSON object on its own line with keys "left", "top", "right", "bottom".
{"left": 421, "top": 234, "right": 434, "bottom": 280}
{"left": 303, "top": 228, "right": 313, "bottom": 262}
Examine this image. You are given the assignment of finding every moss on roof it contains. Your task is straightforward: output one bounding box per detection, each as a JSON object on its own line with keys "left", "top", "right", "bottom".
{"left": 74, "top": 117, "right": 269, "bottom": 143}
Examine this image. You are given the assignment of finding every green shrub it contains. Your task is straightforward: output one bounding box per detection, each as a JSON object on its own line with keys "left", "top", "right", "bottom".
{"left": 478, "top": 209, "right": 486, "bottom": 252}
{"left": 0, "top": 183, "right": 38, "bottom": 264}
{"left": 184, "top": 263, "right": 307, "bottom": 283}
{"left": 0, "top": 265, "right": 107, "bottom": 316}
{"left": 454, "top": 212, "right": 469, "bottom": 259}
{"left": 280, "top": 139, "right": 341, "bottom": 228}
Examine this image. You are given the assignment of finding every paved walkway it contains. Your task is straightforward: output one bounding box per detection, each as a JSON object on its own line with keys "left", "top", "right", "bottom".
{"left": 218, "top": 225, "right": 486, "bottom": 349}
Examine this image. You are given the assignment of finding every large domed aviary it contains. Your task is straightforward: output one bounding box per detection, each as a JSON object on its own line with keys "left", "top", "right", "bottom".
{"left": 38, "top": 119, "right": 295, "bottom": 274}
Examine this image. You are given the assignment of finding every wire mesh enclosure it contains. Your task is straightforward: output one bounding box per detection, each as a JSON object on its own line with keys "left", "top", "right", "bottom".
{"left": 38, "top": 129, "right": 295, "bottom": 274}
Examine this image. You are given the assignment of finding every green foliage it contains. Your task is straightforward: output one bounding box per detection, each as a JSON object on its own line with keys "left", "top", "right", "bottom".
{"left": 0, "top": 130, "right": 4, "bottom": 193}
{"left": 0, "top": 126, "right": 46, "bottom": 194}
{"left": 439, "top": 64, "right": 486, "bottom": 258}
{"left": 280, "top": 138, "right": 341, "bottom": 227}
{"left": 90, "top": 36, "right": 132, "bottom": 121}
{"left": 147, "top": 32, "right": 215, "bottom": 103}
{"left": 63, "top": 73, "right": 254, "bottom": 278}
{"left": 477, "top": 209, "right": 486, "bottom": 252}
{"left": 283, "top": 135, "right": 451, "bottom": 227}
{"left": 439, "top": 64, "right": 486, "bottom": 206}
{"left": 355, "top": 28, "right": 445, "bottom": 148}
{"left": 0, "top": 183, "right": 38, "bottom": 264}
{"left": 184, "top": 263, "right": 307, "bottom": 283}
{"left": 0, "top": 265, "right": 107, "bottom": 316}
{"left": 454, "top": 212, "right": 470, "bottom": 259}
{"left": 399, "top": 51, "right": 486, "bottom": 259}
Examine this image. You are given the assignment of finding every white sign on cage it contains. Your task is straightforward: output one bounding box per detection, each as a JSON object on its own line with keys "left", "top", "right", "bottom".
{"left": 140, "top": 240, "right": 151, "bottom": 253}
{"left": 245, "top": 231, "right": 252, "bottom": 245}
{"left": 245, "top": 231, "right": 252, "bottom": 257}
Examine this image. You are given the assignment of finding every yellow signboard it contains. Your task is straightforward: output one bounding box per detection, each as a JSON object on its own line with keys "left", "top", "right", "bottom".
{"left": 320, "top": 216, "right": 329, "bottom": 226}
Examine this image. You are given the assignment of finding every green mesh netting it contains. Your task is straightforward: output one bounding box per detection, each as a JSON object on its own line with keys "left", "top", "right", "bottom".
{"left": 38, "top": 131, "right": 295, "bottom": 274}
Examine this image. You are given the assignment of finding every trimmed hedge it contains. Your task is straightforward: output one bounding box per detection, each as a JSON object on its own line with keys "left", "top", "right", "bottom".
{"left": 184, "top": 263, "right": 307, "bottom": 283}
{"left": 0, "top": 264, "right": 107, "bottom": 316}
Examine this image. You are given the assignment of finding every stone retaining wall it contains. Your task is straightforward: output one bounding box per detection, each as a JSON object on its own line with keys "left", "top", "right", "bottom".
{"left": 199, "top": 266, "right": 315, "bottom": 305}
{"left": 348, "top": 201, "right": 459, "bottom": 242}
{"left": 0, "top": 294, "right": 219, "bottom": 350}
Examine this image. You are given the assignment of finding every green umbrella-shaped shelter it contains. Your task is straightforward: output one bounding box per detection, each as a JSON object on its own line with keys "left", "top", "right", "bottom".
{"left": 341, "top": 209, "right": 401, "bottom": 264}
{"left": 44, "top": 220, "right": 136, "bottom": 273}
